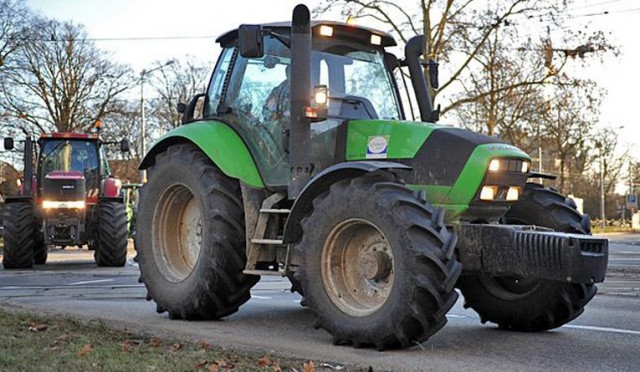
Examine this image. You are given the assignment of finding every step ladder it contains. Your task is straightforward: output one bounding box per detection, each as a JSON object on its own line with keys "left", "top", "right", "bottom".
{"left": 243, "top": 193, "right": 290, "bottom": 276}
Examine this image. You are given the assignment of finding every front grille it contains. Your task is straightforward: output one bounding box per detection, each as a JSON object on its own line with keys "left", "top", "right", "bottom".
{"left": 514, "top": 231, "right": 564, "bottom": 276}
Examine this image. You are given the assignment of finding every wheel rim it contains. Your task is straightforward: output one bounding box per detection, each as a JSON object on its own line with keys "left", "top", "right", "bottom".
{"left": 321, "top": 218, "right": 394, "bottom": 317}
{"left": 153, "top": 184, "right": 202, "bottom": 282}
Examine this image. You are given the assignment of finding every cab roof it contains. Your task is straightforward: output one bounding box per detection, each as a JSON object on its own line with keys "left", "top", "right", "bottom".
{"left": 40, "top": 132, "right": 99, "bottom": 140}
{"left": 216, "top": 21, "right": 396, "bottom": 48}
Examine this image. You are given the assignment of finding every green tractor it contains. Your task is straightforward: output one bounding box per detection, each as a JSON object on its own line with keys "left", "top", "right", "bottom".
{"left": 136, "top": 5, "right": 608, "bottom": 350}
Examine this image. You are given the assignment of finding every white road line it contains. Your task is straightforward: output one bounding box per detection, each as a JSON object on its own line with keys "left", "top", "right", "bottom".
{"left": 446, "top": 314, "right": 470, "bottom": 319}
{"left": 68, "top": 279, "right": 114, "bottom": 286}
{"left": 563, "top": 324, "right": 640, "bottom": 336}
{"left": 251, "top": 295, "right": 272, "bottom": 300}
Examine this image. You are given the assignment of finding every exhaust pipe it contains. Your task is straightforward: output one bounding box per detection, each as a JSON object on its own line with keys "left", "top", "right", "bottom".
{"left": 288, "top": 4, "right": 312, "bottom": 198}
{"left": 23, "top": 136, "right": 34, "bottom": 197}
{"left": 405, "top": 36, "right": 436, "bottom": 123}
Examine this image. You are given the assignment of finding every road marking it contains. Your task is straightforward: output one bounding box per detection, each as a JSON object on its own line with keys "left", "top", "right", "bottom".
{"left": 68, "top": 279, "right": 114, "bottom": 286}
{"left": 563, "top": 324, "right": 640, "bottom": 336}
{"left": 251, "top": 295, "right": 272, "bottom": 300}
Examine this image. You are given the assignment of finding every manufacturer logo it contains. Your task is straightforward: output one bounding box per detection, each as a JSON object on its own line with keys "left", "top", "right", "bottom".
{"left": 366, "top": 135, "right": 389, "bottom": 159}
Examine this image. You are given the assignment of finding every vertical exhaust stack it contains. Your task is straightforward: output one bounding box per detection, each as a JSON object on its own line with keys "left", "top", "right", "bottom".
{"left": 23, "top": 136, "right": 34, "bottom": 197}
{"left": 405, "top": 36, "right": 436, "bottom": 123}
{"left": 288, "top": 4, "right": 312, "bottom": 199}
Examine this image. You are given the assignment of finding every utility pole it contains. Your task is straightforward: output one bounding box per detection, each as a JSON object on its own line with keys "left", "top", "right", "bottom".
{"left": 599, "top": 144, "right": 605, "bottom": 229}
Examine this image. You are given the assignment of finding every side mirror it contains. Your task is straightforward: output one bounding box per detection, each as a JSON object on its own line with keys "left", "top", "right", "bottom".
{"left": 4, "top": 137, "right": 14, "bottom": 150}
{"left": 238, "top": 24, "right": 264, "bottom": 58}
{"left": 428, "top": 59, "right": 439, "bottom": 89}
{"left": 177, "top": 102, "right": 187, "bottom": 114}
{"left": 120, "top": 139, "right": 130, "bottom": 152}
{"left": 181, "top": 93, "right": 207, "bottom": 124}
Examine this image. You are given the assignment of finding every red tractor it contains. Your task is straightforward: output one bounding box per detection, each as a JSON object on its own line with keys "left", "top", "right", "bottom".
{"left": 2, "top": 125, "right": 130, "bottom": 268}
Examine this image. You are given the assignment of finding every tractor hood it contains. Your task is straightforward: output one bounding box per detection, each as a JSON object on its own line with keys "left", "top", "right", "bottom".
{"left": 340, "top": 119, "right": 531, "bottom": 222}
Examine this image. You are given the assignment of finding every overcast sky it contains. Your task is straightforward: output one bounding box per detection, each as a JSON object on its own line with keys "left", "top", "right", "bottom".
{"left": 25, "top": 0, "right": 640, "bottom": 160}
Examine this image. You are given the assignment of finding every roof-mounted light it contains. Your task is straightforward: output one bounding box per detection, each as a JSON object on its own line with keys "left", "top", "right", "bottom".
{"left": 319, "top": 25, "right": 333, "bottom": 37}
{"left": 370, "top": 34, "right": 382, "bottom": 45}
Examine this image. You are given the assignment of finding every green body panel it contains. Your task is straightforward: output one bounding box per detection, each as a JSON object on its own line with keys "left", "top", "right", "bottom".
{"left": 345, "top": 120, "right": 442, "bottom": 160}
{"left": 145, "top": 121, "right": 265, "bottom": 188}
{"left": 445, "top": 143, "right": 530, "bottom": 205}
{"left": 344, "top": 120, "right": 531, "bottom": 222}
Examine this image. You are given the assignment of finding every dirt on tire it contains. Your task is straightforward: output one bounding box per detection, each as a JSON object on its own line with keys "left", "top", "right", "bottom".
{"left": 136, "top": 143, "right": 258, "bottom": 320}
{"left": 293, "top": 171, "right": 461, "bottom": 350}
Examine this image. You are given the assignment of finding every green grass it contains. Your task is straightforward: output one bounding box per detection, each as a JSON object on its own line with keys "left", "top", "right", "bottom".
{"left": 0, "top": 308, "right": 348, "bottom": 372}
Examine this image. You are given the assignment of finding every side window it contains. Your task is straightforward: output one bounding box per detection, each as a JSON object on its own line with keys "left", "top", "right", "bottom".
{"left": 205, "top": 48, "right": 233, "bottom": 116}
{"left": 222, "top": 36, "right": 291, "bottom": 187}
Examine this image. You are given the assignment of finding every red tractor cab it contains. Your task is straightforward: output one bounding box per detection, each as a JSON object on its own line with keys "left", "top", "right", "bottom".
{"left": 2, "top": 127, "right": 130, "bottom": 269}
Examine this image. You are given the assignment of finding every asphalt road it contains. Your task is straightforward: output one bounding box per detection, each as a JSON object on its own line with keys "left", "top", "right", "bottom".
{"left": 1, "top": 234, "right": 640, "bottom": 371}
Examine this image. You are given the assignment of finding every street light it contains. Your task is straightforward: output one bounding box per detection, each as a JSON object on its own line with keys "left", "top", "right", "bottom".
{"left": 140, "top": 60, "right": 175, "bottom": 182}
{"left": 595, "top": 140, "right": 605, "bottom": 229}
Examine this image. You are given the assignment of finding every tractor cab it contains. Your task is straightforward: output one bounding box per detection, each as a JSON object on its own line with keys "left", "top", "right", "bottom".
{"left": 37, "top": 134, "right": 105, "bottom": 203}
{"left": 204, "top": 22, "right": 403, "bottom": 188}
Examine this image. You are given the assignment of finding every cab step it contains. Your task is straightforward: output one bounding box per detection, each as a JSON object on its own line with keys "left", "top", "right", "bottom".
{"left": 250, "top": 238, "right": 284, "bottom": 245}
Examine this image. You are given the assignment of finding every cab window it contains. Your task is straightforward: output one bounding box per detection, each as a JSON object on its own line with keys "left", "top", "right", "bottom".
{"left": 222, "top": 36, "right": 291, "bottom": 187}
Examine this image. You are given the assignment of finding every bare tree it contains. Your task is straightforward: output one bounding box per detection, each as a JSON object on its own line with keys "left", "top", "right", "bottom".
{"left": 315, "top": 0, "right": 615, "bottom": 127}
{"left": 0, "top": 0, "right": 29, "bottom": 71}
{"left": 148, "top": 57, "right": 210, "bottom": 132}
{"left": 0, "top": 16, "right": 134, "bottom": 134}
{"left": 538, "top": 79, "right": 600, "bottom": 194}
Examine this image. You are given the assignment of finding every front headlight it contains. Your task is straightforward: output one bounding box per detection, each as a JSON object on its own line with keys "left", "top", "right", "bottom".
{"left": 487, "top": 158, "right": 530, "bottom": 173}
{"left": 480, "top": 186, "right": 497, "bottom": 200}
{"left": 506, "top": 187, "right": 520, "bottom": 201}
{"left": 42, "top": 200, "right": 86, "bottom": 209}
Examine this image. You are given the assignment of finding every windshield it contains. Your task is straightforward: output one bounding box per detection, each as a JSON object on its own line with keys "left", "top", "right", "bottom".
{"left": 38, "top": 139, "right": 100, "bottom": 194}
{"left": 312, "top": 42, "right": 401, "bottom": 120}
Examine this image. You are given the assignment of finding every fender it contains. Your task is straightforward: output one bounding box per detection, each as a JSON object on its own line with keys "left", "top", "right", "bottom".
{"left": 101, "top": 178, "right": 122, "bottom": 198}
{"left": 282, "top": 161, "right": 411, "bottom": 244}
{"left": 139, "top": 121, "right": 265, "bottom": 188}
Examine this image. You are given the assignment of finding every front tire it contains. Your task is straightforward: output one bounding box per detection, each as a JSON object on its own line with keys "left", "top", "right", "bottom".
{"left": 2, "top": 202, "right": 36, "bottom": 269}
{"left": 294, "top": 172, "right": 461, "bottom": 350}
{"left": 457, "top": 183, "right": 596, "bottom": 331}
{"left": 94, "top": 201, "right": 128, "bottom": 267}
{"left": 137, "top": 144, "right": 258, "bottom": 320}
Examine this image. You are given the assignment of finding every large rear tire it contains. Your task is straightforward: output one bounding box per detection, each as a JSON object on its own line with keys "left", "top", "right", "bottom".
{"left": 137, "top": 144, "right": 258, "bottom": 320}
{"left": 94, "top": 201, "right": 128, "bottom": 267}
{"left": 2, "top": 202, "right": 36, "bottom": 269}
{"left": 294, "top": 172, "right": 461, "bottom": 350}
{"left": 457, "top": 183, "right": 596, "bottom": 331}
{"left": 33, "top": 231, "right": 48, "bottom": 265}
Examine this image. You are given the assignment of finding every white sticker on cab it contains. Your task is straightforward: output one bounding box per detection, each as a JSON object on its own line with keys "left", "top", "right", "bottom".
{"left": 366, "top": 135, "right": 389, "bottom": 159}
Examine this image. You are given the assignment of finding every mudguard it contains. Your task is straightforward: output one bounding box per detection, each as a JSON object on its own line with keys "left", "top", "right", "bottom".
{"left": 102, "top": 178, "right": 122, "bottom": 198}
{"left": 282, "top": 161, "right": 411, "bottom": 244}
{"left": 139, "top": 121, "right": 264, "bottom": 188}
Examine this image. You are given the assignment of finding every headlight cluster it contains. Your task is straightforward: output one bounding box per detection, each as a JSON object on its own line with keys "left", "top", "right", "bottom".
{"left": 479, "top": 158, "right": 530, "bottom": 202}
{"left": 480, "top": 186, "right": 521, "bottom": 201}
{"left": 488, "top": 158, "right": 530, "bottom": 173}
{"left": 42, "top": 200, "right": 86, "bottom": 209}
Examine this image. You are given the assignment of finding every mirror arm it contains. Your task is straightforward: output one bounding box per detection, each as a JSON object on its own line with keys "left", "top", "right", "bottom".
{"left": 266, "top": 30, "right": 291, "bottom": 48}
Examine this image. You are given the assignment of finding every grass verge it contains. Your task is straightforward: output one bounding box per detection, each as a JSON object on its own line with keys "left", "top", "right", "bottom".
{"left": 0, "top": 308, "right": 353, "bottom": 372}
